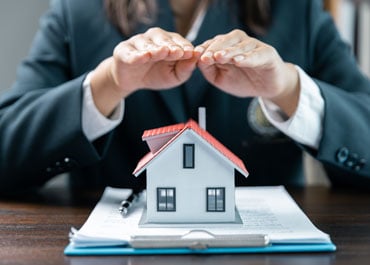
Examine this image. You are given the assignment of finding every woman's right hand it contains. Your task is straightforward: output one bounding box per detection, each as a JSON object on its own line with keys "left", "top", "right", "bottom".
{"left": 90, "top": 27, "right": 198, "bottom": 117}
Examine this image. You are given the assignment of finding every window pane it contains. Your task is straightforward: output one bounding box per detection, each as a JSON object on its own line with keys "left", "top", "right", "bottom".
{"left": 208, "top": 198, "right": 216, "bottom": 211}
{"left": 216, "top": 199, "right": 224, "bottom": 211}
{"left": 158, "top": 202, "right": 167, "bottom": 211}
{"left": 207, "top": 188, "right": 215, "bottom": 211}
{"left": 157, "top": 188, "right": 167, "bottom": 212}
{"left": 157, "top": 188, "right": 176, "bottom": 212}
{"left": 183, "top": 144, "right": 194, "bottom": 168}
{"left": 167, "top": 193, "right": 174, "bottom": 205}
{"left": 207, "top": 188, "right": 225, "bottom": 212}
{"left": 167, "top": 203, "right": 174, "bottom": 211}
{"left": 216, "top": 188, "right": 225, "bottom": 211}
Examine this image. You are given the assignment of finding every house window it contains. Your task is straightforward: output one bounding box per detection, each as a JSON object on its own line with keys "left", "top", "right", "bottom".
{"left": 157, "top": 188, "right": 176, "bottom": 211}
{"left": 183, "top": 144, "right": 195, "bottom": 168}
{"left": 207, "top": 188, "right": 225, "bottom": 212}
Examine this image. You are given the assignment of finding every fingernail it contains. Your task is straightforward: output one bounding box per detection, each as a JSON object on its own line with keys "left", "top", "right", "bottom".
{"left": 194, "top": 46, "right": 205, "bottom": 53}
{"left": 234, "top": 55, "right": 245, "bottom": 62}
{"left": 217, "top": 50, "right": 227, "bottom": 57}
{"left": 184, "top": 45, "right": 193, "bottom": 51}
{"left": 204, "top": 51, "right": 213, "bottom": 58}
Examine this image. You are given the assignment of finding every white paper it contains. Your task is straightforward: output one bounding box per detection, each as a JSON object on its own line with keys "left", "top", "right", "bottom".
{"left": 70, "top": 186, "right": 331, "bottom": 247}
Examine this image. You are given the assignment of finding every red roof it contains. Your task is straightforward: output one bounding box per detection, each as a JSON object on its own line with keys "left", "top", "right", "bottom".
{"left": 133, "top": 119, "right": 248, "bottom": 177}
{"left": 142, "top": 123, "right": 185, "bottom": 139}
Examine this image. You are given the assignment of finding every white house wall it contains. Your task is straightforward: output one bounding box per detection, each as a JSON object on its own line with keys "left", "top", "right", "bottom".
{"left": 146, "top": 130, "right": 235, "bottom": 223}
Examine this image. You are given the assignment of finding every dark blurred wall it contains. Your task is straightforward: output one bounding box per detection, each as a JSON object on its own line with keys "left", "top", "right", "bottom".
{"left": 0, "top": 0, "right": 49, "bottom": 95}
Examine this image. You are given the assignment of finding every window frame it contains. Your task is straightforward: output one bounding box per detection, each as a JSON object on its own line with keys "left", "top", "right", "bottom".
{"left": 183, "top": 143, "right": 195, "bottom": 169}
{"left": 157, "top": 187, "right": 176, "bottom": 212}
{"left": 206, "top": 187, "right": 226, "bottom": 212}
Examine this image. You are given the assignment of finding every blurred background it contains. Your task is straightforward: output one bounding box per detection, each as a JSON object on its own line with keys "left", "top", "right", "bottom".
{"left": 0, "top": 0, "right": 49, "bottom": 95}
{"left": 0, "top": 0, "right": 369, "bottom": 187}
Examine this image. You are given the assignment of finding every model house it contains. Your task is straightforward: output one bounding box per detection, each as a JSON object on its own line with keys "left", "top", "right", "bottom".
{"left": 133, "top": 111, "right": 249, "bottom": 223}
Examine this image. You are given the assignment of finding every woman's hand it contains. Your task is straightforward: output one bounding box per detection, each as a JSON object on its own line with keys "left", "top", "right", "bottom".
{"left": 90, "top": 27, "right": 199, "bottom": 116}
{"left": 196, "top": 29, "right": 300, "bottom": 117}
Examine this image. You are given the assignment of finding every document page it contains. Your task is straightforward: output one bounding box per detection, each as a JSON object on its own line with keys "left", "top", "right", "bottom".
{"left": 70, "top": 188, "right": 145, "bottom": 247}
{"left": 235, "top": 186, "right": 330, "bottom": 243}
{"left": 70, "top": 186, "right": 331, "bottom": 247}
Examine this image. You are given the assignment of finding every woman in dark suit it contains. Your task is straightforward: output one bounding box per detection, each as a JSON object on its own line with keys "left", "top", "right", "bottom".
{"left": 0, "top": 0, "right": 369, "bottom": 192}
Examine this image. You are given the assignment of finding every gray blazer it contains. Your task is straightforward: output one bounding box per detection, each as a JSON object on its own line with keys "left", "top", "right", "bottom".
{"left": 0, "top": 0, "right": 369, "bottom": 192}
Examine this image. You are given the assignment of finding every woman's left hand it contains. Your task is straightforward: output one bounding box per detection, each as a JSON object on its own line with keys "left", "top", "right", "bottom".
{"left": 195, "top": 29, "right": 300, "bottom": 117}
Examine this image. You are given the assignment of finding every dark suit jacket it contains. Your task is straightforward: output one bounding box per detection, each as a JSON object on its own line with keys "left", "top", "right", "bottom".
{"left": 0, "top": 0, "right": 369, "bottom": 192}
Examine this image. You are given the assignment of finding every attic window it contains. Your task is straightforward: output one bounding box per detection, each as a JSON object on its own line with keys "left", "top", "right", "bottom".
{"left": 183, "top": 144, "right": 195, "bottom": 168}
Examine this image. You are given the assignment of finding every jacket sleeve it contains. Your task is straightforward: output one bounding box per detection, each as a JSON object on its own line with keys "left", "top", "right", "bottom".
{"left": 0, "top": 0, "right": 108, "bottom": 192}
{"left": 306, "top": 0, "right": 370, "bottom": 188}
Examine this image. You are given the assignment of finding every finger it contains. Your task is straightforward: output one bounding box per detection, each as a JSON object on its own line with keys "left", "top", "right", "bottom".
{"left": 175, "top": 56, "right": 198, "bottom": 81}
{"left": 113, "top": 41, "right": 151, "bottom": 64}
{"left": 195, "top": 38, "right": 221, "bottom": 64}
{"left": 147, "top": 29, "right": 192, "bottom": 61}
{"left": 194, "top": 39, "right": 213, "bottom": 54}
{"left": 198, "top": 31, "right": 248, "bottom": 64}
{"left": 213, "top": 39, "right": 258, "bottom": 64}
{"left": 128, "top": 34, "right": 171, "bottom": 62}
{"left": 152, "top": 36, "right": 186, "bottom": 61}
{"left": 168, "top": 32, "right": 195, "bottom": 59}
{"left": 232, "top": 46, "right": 272, "bottom": 68}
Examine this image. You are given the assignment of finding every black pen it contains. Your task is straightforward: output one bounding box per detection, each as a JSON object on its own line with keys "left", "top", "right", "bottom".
{"left": 118, "top": 190, "right": 142, "bottom": 217}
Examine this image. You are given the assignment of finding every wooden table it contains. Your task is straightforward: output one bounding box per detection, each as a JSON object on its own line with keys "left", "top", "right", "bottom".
{"left": 1, "top": 185, "right": 370, "bottom": 265}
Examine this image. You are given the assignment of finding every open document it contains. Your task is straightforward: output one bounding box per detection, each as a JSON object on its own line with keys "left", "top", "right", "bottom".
{"left": 65, "top": 186, "right": 336, "bottom": 255}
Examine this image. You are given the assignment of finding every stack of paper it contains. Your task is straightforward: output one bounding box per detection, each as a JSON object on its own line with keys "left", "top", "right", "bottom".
{"left": 65, "top": 186, "right": 335, "bottom": 255}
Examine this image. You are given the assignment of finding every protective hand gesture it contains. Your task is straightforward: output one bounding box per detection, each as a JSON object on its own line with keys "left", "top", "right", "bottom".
{"left": 195, "top": 30, "right": 299, "bottom": 115}
{"left": 92, "top": 28, "right": 299, "bottom": 117}
{"left": 111, "top": 27, "right": 199, "bottom": 96}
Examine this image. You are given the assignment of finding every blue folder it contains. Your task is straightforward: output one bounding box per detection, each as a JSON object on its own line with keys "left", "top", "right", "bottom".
{"left": 64, "top": 242, "right": 336, "bottom": 256}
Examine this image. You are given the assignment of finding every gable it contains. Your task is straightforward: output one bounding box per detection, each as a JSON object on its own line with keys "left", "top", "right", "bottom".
{"left": 145, "top": 131, "right": 236, "bottom": 180}
{"left": 133, "top": 126, "right": 249, "bottom": 178}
